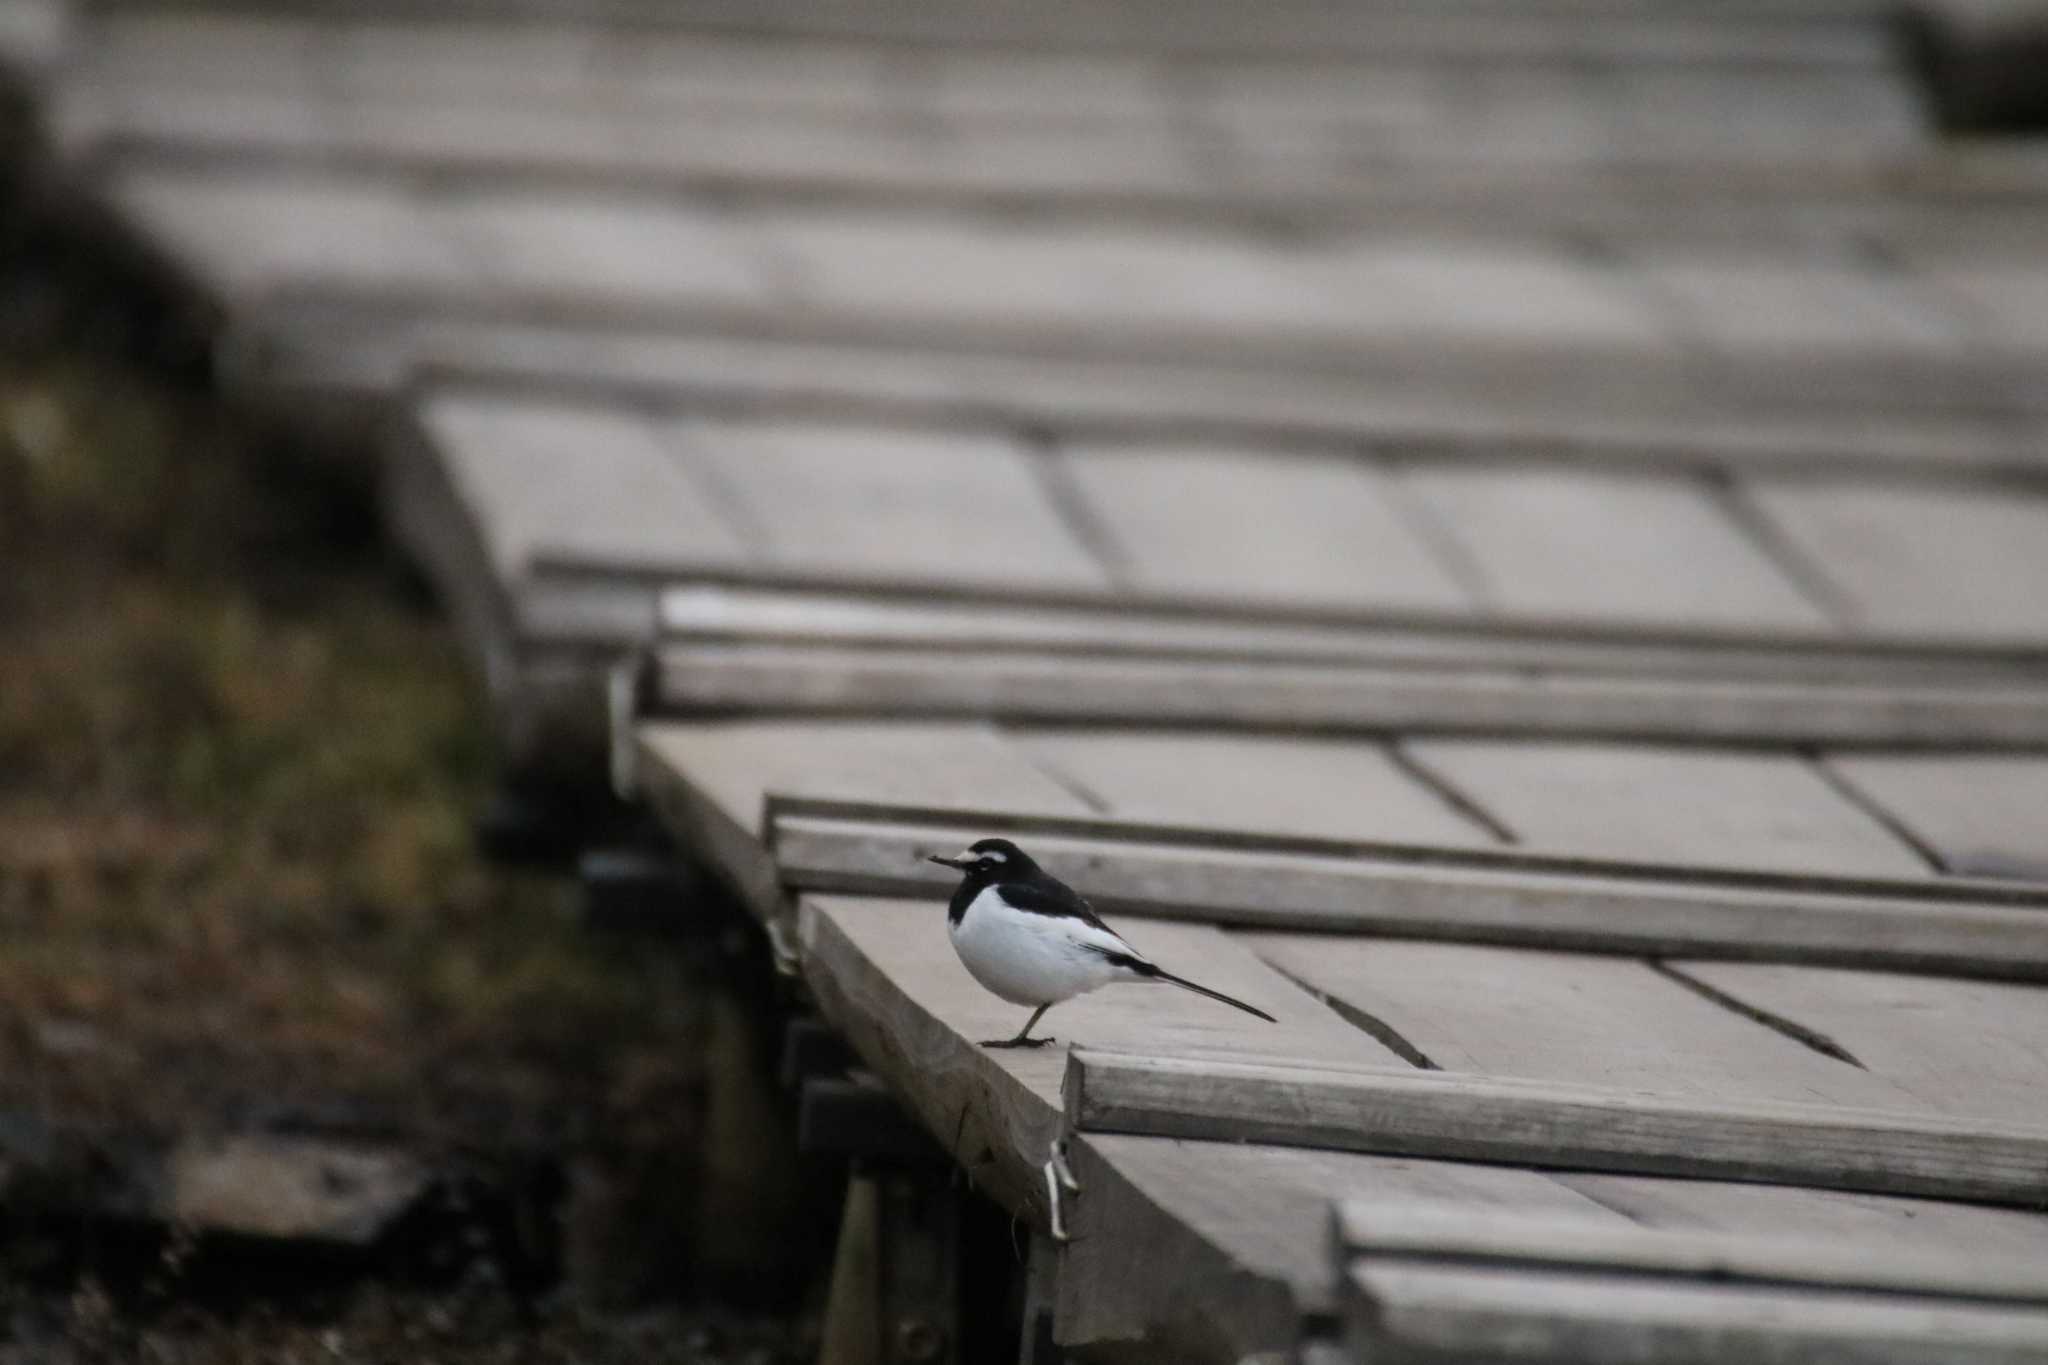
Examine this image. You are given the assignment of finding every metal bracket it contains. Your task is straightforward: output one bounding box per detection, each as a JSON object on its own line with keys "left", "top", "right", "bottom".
{"left": 1042, "top": 1140, "right": 1082, "bottom": 1243}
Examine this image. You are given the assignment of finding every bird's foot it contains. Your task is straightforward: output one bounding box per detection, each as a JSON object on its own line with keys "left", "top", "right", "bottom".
{"left": 980, "top": 1035, "right": 1057, "bottom": 1050}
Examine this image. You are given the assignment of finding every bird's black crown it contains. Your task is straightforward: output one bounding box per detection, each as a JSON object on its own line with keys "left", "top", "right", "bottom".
{"left": 928, "top": 836, "right": 1039, "bottom": 882}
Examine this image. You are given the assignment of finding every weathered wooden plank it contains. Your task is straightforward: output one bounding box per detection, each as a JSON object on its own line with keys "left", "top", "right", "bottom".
{"left": 1247, "top": 937, "right": 1919, "bottom": 1109}
{"left": 1402, "top": 740, "right": 1930, "bottom": 875}
{"left": 110, "top": 165, "right": 476, "bottom": 300}
{"left": 419, "top": 394, "right": 747, "bottom": 579}
{"left": 1549, "top": 1172, "right": 2048, "bottom": 1262}
{"left": 652, "top": 585, "right": 2048, "bottom": 685}
{"left": 1344, "top": 1260, "right": 2048, "bottom": 1365}
{"left": 1635, "top": 251, "right": 1981, "bottom": 408}
{"left": 1826, "top": 753, "right": 2048, "bottom": 877}
{"left": 1744, "top": 478, "right": 2048, "bottom": 642}
{"left": 765, "top": 804, "right": 2048, "bottom": 980}
{"left": 1321, "top": 240, "right": 1671, "bottom": 362}
{"left": 1673, "top": 963, "right": 2048, "bottom": 1129}
{"left": 263, "top": 310, "right": 2048, "bottom": 479}
{"left": 631, "top": 718, "right": 1091, "bottom": 922}
{"left": 1064, "top": 1136, "right": 2048, "bottom": 1361}
{"left": 667, "top": 418, "right": 1113, "bottom": 593}
{"left": 1056, "top": 443, "right": 1471, "bottom": 611}
{"left": 74, "top": 2, "right": 1893, "bottom": 67}
{"left": 107, "top": 161, "right": 2045, "bottom": 406}
{"left": 753, "top": 765, "right": 2048, "bottom": 978}
{"left": 71, "top": 79, "right": 2048, "bottom": 257}
{"left": 760, "top": 209, "right": 1445, "bottom": 357}
{"left": 647, "top": 639, "right": 2048, "bottom": 746}
{"left": 639, "top": 719, "right": 1087, "bottom": 839}
{"left": 1013, "top": 730, "right": 1492, "bottom": 846}
{"left": 1396, "top": 467, "right": 1834, "bottom": 630}
{"left": 1066, "top": 1051, "right": 2048, "bottom": 1205}
{"left": 448, "top": 191, "right": 773, "bottom": 308}
{"left": 1332, "top": 1200, "right": 2048, "bottom": 1301}
{"left": 1916, "top": 253, "right": 2048, "bottom": 359}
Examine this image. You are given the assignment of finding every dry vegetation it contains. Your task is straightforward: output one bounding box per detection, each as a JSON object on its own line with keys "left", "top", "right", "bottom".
{"left": 0, "top": 358, "right": 812, "bottom": 1359}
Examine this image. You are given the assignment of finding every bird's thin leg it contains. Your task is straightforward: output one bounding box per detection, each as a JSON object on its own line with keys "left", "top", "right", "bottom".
{"left": 981, "top": 1003, "right": 1056, "bottom": 1049}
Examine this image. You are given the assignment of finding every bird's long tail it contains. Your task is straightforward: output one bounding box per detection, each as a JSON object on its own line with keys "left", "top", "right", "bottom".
{"left": 1151, "top": 969, "right": 1277, "bottom": 1022}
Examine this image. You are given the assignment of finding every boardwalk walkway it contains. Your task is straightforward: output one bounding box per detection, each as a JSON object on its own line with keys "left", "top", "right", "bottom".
{"left": 33, "top": 0, "right": 2048, "bottom": 1359}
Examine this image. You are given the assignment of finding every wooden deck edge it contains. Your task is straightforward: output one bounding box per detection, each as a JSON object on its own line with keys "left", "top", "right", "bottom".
{"left": 791, "top": 895, "right": 1058, "bottom": 1219}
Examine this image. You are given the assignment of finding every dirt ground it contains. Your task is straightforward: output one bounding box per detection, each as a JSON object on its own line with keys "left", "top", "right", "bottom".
{"left": 0, "top": 336, "right": 817, "bottom": 1355}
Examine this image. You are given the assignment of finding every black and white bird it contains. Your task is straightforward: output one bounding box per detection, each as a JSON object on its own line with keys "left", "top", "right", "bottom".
{"left": 928, "top": 837, "right": 1277, "bottom": 1049}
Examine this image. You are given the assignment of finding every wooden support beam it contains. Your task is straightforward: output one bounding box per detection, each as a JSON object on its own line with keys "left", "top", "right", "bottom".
{"left": 1066, "top": 1052, "right": 2048, "bottom": 1206}
{"left": 650, "top": 639, "right": 2048, "bottom": 747}
{"left": 800, "top": 1078, "right": 947, "bottom": 1165}
{"left": 652, "top": 584, "right": 2048, "bottom": 685}
{"left": 766, "top": 803, "right": 2048, "bottom": 982}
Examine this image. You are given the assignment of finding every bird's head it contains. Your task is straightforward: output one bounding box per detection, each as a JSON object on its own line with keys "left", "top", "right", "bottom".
{"left": 927, "top": 836, "right": 1038, "bottom": 884}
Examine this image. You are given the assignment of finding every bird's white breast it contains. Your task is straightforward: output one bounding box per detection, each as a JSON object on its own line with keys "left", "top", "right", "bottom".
{"left": 949, "top": 885, "right": 1132, "bottom": 1006}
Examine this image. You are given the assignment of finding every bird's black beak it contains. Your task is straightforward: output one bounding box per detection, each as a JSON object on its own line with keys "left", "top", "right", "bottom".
{"left": 927, "top": 854, "right": 972, "bottom": 870}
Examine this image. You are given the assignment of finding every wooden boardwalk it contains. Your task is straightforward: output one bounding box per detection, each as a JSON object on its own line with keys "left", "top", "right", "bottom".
{"left": 37, "top": 0, "right": 2048, "bottom": 1360}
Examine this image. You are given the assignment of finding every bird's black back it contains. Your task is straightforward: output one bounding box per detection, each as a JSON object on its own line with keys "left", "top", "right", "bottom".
{"left": 946, "top": 853, "right": 1115, "bottom": 935}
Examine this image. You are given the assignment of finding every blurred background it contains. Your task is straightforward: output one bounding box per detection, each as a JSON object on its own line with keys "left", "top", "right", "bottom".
{"left": 3, "top": 1, "right": 2046, "bottom": 1362}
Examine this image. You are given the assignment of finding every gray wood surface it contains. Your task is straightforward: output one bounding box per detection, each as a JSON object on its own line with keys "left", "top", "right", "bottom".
{"left": 1825, "top": 753, "right": 2048, "bottom": 877}
{"left": 1344, "top": 1260, "right": 2048, "bottom": 1364}
{"left": 1246, "top": 937, "right": 1920, "bottom": 1108}
{"left": 104, "top": 157, "right": 2048, "bottom": 410}
{"left": 1395, "top": 466, "right": 1835, "bottom": 630}
{"left": 1332, "top": 1200, "right": 2048, "bottom": 1301}
{"left": 668, "top": 418, "right": 1113, "bottom": 593}
{"left": 1632, "top": 249, "right": 1976, "bottom": 410}
{"left": 71, "top": 4, "right": 1897, "bottom": 67}
{"left": 1402, "top": 740, "right": 1931, "bottom": 874}
{"left": 1067, "top": 1051, "right": 2048, "bottom": 1205}
{"left": 1013, "top": 730, "right": 1493, "bottom": 846}
{"left": 112, "top": 164, "right": 475, "bottom": 301}
{"left": 421, "top": 394, "right": 746, "bottom": 579}
{"left": 1550, "top": 1173, "right": 2048, "bottom": 1260}
{"left": 1673, "top": 963, "right": 2048, "bottom": 1128}
{"left": 1745, "top": 478, "right": 2048, "bottom": 643}
{"left": 1051, "top": 444, "right": 1473, "bottom": 610}
{"left": 638, "top": 719, "right": 1088, "bottom": 839}
{"left": 446, "top": 191, "right": 771, "bottom": 309}
{"left": 648, "top": 638, "right": 2048, "bottom": 747}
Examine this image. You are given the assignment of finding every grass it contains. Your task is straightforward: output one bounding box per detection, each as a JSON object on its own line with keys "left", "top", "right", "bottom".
{"left": 0, "top": 356, "right": 707, "bottom": 1148}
